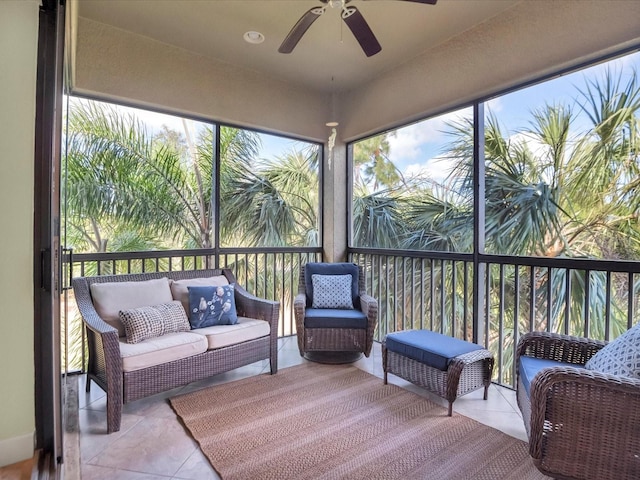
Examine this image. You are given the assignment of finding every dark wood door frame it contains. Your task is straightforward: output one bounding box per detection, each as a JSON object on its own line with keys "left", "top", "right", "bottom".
{"left": 34, "top": 0, "right": 65, "bottom": 464}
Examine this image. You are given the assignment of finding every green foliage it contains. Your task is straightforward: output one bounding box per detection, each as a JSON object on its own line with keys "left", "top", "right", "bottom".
{"left": 353, "top": 70, "right": 640, "bottom": 261}
{"left": 353, "top": 68, "right": 640, "bottom": 386}
{"left": 220, "top": 145, "right": 320, "bottom": 247}
{"left": 353, "top": 133, "right": 402, "bottom": 189}
{"left": 64, "top": 100, "right": 319, "bottom": 253}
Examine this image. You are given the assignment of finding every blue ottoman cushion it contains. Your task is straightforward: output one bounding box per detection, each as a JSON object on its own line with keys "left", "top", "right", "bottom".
{"left": 518, "top": 356, "right": 577, "bottom": 397}
{"left": 385, "top": 330, "right": 483, "bottom": 371}
{"left": 304, "top": 308, "right": 368, "bottom": 329}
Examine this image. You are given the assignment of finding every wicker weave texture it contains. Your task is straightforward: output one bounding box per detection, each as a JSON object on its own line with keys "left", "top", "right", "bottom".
{"left": 515, "top": 331, "right": 640, "bottom": 480}
{"left": 123, "top": 337, "right": 271, "bottom": 402}
{"left": 303, "top": 328, "right": 367, "bottom": 352}
{"left": 72, "top": 269, "right": 280, "bottom": 434}
{"left": 294, "top": 264, "right": 378, "bottom": 357}
{"left": 383, "top": 342, "right": 493, "bottom": 416}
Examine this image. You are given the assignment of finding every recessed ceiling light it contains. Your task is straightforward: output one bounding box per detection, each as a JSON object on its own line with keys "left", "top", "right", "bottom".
{"left": 244, "top": 31, "right": 265, "bottom": 44}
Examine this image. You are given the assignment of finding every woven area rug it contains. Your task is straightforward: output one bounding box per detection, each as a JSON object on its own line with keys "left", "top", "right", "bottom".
{"left": 170, "top": 363, "right": 546, "bottom": 480}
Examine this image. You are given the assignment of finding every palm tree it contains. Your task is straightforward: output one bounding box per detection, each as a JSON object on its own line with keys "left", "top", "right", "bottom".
{"left": 411, "top": 68, "right": 639, "bottom": 262}
{"left": 351, "top": 69, "right": 640, "bottom": 383}
{"left": 441, "top": 70, "right": 639, "bottom": 354}
{"left": 220, "top": 145, "right": 320, "bottom": 247}
{"left": 353, "top": 133, "right": 402, "bottom": 190}
{"left": 65, "top": 101, "right": 265, "bottom": 254}
{"left": 65, "top": 100, "right": 322, "bottom": 254}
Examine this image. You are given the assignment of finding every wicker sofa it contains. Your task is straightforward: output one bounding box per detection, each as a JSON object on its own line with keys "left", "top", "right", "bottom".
{"left": 515, "top": 331, "right": 640, "bottom": 480}
{"left": 73, "top": 268, "right": 279, "bottom": 433}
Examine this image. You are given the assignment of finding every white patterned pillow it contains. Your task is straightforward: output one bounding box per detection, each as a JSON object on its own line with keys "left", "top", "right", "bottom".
{"left": 311, "top": 274, "right": 354, "bottom": 310}
{"left": 585, "top": 322, "right": 640, "bottom": 379}
{"left": 119, "top": 300, "right": 190, "bottom": 344}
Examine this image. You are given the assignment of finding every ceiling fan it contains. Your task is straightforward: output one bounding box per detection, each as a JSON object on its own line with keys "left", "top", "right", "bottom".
{"left": 278, "top": 0, "right": 438, "bottom": 57}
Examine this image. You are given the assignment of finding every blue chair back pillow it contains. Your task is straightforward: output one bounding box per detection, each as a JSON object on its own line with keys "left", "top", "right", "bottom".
{"left": 187, "top": 284, "right": 238, "bottom": 328}
{"left": 305, "top": 262, "right": 360, "bottom": 309}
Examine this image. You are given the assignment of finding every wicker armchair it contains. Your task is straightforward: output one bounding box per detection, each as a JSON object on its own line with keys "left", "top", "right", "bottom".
{"left": 294, "top": 263, "right": 378, "bottom": 359}
{"left": 73, "top": 269, "right": 279, "bottom": 433}
{"left": 515, "top": 331, "right": 640, "bottom": 480}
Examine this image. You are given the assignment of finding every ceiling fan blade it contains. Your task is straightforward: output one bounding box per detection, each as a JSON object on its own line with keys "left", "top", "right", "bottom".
{"left": 364, "top": 0, "right": 437, "bottom": 4}
{"left": 342, "top": 7, "right": 382, "bottom": 57}
{"left": 278, "top": 7, "right": 324, "bottom": 54}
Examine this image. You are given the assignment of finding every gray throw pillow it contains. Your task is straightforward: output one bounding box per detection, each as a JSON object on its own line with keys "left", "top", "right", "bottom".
{"left": 311, "top": 274, "right": 354, "bottom": 309}
{"left": 119, "top": 300, "right": 191, "bottom": 344}
{"left": 585, "top": 322, "right": 640, "bottom": 379}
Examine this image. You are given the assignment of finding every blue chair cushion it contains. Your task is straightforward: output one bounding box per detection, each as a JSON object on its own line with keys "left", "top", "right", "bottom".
{"left": 305, "top": 262, "right": 360, "bottom": 309}
{"left": 385, "top": 330, "right": 483, "bottom": 371}
{"left": 304, "top": 308, "right": 368, "bottom": 329}
{"left": 518, "top": 356, "right": 577, "bottom": 397}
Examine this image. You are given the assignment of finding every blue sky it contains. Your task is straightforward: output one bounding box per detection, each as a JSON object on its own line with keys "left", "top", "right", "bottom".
{"left": 74, "top": 49, "right": 638, "bottom": 176}
{"left": 77, "top": 100, "right": 310, "bottom": 163}
{"left": 383, "top": 50, "right": 640, "bottom": 183}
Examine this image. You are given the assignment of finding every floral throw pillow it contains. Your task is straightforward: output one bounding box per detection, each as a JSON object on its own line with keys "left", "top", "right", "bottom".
{"left": 585, "top": 322, "right": 640, "bottom": 379}
{"left": 119, "top": 300, "right": 190, "bottom": 344}
{"left": 188, "top": 284, "right": 238, "bottom": 328}
{"left": 311, "top": 274, "right": 354, "bottom": 309}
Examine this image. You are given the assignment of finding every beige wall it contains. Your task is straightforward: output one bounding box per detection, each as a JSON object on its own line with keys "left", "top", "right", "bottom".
{"left": 338, "top": 0, "right": 640, "bottom": 140}
{"left": 0, "top": 0, "right": 633, "bottom": 469}
{"left": 73, "top": 1, "right": 640, "bottom": 260}
{"left": 0, "top": 0, "right": 39, "bottom": 467}
{"left": 74, "top": 17, "right": 331, "bottom": 142}
{"left": 72, "top": 1, "right": 640, "bottom": 142}
{"left": 323, "top": 140, "right": 348, "bottom": 263}
{"left": 73, "top": 16, "right": 346, "bottom": 256}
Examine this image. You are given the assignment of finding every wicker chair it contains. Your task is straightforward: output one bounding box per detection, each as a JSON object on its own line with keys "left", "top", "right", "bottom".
{"left": 73, "top": 269, "right": 279, "bottom": 433}
{"left": 294, "top": 263, "right": 378, "bottom": 359}
{"left": 515, "top": 331, "right": 640, "bottom": 480}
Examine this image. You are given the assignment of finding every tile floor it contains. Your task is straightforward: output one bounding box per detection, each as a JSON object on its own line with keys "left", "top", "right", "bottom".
{"left": 74, "top": 337, "right": 527, "bottom": 479}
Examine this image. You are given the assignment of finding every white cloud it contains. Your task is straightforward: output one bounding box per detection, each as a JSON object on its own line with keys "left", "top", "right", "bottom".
{"left": 507, "top": 132, "right": 550, "bottom": 166}
{"left": 388, "top": 119, "right": 443, "bottom": 161}
{"left": 70, "top": 96, "right": 206, "bottom": 137}
{"left": 404, "top": 162, "right": 431, "bottom": 178}
{"left": 403, "top": 154, "right": 456, "bottom": 184}
{"left": 485, "top": 96, "right": 503, "bottom": 114}
{"left": 114, "top": 104, "right": 204, "bottom": 136}
{"left": 387, "top": 109, "right": 470, "bottom": 171}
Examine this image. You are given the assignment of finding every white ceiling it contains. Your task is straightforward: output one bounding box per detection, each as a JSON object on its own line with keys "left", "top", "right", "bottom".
{"left": 77, "top": 0, "right": 522, "bottom": 94}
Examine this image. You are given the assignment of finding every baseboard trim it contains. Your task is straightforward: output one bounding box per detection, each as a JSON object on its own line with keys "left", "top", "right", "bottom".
{"left": 0, "top": 431, "right": 35, "bottom": 468}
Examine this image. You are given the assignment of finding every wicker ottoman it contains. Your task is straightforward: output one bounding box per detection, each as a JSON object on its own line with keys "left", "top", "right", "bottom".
{"left": 383, "top": 330, "right": 494, "bottom": 416}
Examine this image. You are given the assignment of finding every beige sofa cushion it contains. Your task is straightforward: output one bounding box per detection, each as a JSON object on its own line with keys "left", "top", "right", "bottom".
{"left": 91, "top": 278, "right": 174, "bottom": 337}
{"left": 119, "top": 331, "right": 207, "bottom": 372}
{"left": 170, "top": 276, "right": 229, "bottom": 315}
{"left": 193, "top": 317, "right": 271, "bottom": 350}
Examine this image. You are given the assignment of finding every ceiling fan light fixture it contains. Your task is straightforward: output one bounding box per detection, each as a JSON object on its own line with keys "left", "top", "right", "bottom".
{"left": 243, "top": 31, "right": 265, "bottom": 44}
{"left": 279, "top": 0, "right": 437, "bottom": 56}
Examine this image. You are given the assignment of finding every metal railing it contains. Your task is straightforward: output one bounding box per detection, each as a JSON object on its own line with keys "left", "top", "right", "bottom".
{"left": 63, "top": 246, "right": 640, "bottom": 388}
{"left": 350, "top": 248, "right": 640, "bottom": 388}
